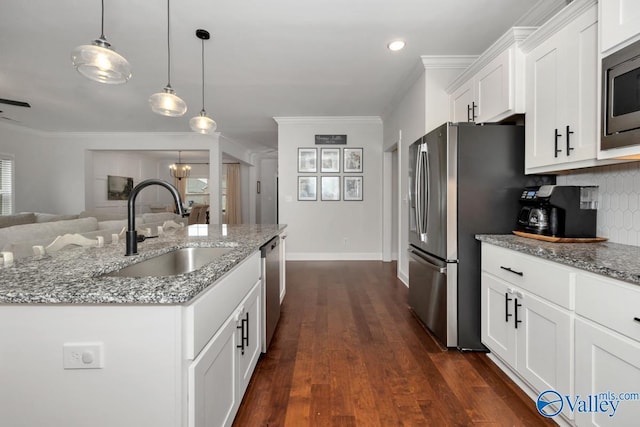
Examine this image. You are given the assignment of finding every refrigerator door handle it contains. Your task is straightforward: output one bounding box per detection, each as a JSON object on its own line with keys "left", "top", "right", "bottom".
{"left": 408, "top": 248, "right": 446, "bottom": 274}
{"left": 416, "top": 143, "right": 429, "bottom": 243}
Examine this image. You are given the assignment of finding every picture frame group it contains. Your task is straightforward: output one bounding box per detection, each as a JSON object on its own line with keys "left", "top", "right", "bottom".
{"left": 298, "top": 147, "right": 363, "bottom": 173}
{"left": 297, "top": 175, "right": 363, "bottom": 201}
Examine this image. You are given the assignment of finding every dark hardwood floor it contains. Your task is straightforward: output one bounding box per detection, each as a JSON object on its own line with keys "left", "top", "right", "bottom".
{"left": 233, "top": 261, "right": 555, "bottom": 427}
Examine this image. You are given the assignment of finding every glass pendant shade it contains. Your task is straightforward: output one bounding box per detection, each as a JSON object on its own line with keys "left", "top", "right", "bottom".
{"left": 190, "top": 110, "right": 217, "bottom": 134}
{"left": 71, "top": 38, "right": 131, "bottom": 84}
{"left": 149, "top": 86, "right": 187, "bottom": 117}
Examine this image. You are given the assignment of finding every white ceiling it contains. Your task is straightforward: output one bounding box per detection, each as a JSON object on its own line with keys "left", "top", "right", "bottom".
{"left": 0, "top": 0, "right": 559, "bottom": 153}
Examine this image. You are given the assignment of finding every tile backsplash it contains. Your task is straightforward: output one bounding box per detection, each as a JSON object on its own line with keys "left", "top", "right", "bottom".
{"left": 557, "top": 162, "right": 640, "bottom": 246}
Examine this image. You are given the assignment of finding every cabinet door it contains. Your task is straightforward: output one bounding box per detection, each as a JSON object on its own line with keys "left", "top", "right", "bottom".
{"left": 515, "top": 292, "right": 573, "bottom": 405}
{"left": 475, "top": 48, "right": 512, "bottom": 123}
{"left": 237, "top": 280, "right": 262, "bottom": 399}
{"left": 561, "top": 6, "right": 598, "bottom": 164}
{"left": 189, "top": 315, "right": 239, "bottom": 427}
{"left": 525, "top": 33, "right": 562, "bottom": 169}
{"left": 450, "top": 79, "right": 475, "bottom": 123}
{"left": 600, "top": 0, "right": 640, "bottom": 53}
{"left": 481, "top": 272, "right": 516, "bottom": 366}
{"left": 575, "top": 319, "right": 640, "bottom": 426}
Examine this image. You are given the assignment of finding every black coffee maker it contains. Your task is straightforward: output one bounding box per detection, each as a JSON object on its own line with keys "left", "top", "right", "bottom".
{"left": 516, "top": 185, "right": 598, "bottom": 238}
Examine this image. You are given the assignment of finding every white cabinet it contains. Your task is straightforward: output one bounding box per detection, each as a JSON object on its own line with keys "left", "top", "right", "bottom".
{"left": 450, "top": 79, "right": 476, "bottom": 123}
{"left": 523, "top": 0, "right": 600, "bottom": 174}
{"left": 189, "top": 311, "right": 239, "bottom": 427}
{"left": 481, "top": 244, "right": 574, "bottom": 420}
{"left": 187, "top": 254, "right": 263, "bottom": 427}
{"left": 600, "top": 0, "right": 640, "bottom": 54}
{"left": 574, "top": 271, "right": 640, "bottom": 426}
{"left": 575, "top": 319, "right": 640, "bottom": 426}
{"left": 447, "top": 27, "right": 534, "bottom": 124}
{"left": 237, "top": 280, "right": 262, "bottom": 398}
{"left": 279, "top": 231, "right": 287, "bottom": 303}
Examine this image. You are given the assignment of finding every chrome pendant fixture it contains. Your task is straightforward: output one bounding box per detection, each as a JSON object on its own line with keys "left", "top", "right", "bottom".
{"left": 149, "top": 0, "right": 187, "bottom": 117}
{"left": 71, "top": 0, "right": 132, "bottom": 84}
{"left": 190, "top": 29, "right": 217, "bottom": 134}
{"left": 169, "top": 151, "right": 191, "bottom": 179}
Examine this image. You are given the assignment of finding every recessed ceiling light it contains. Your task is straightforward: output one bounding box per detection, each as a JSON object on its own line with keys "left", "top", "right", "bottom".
{"left": 387, "top": 40, "right": 406, "bottom": 51}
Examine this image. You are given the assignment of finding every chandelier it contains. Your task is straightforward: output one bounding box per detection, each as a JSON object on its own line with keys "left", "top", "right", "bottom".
{"left": 169, "top": 151, "right": 191, "bottom": 179}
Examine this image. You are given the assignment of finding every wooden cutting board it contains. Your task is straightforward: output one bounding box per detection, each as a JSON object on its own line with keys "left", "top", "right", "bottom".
{"left": 512, "top": 230, "right": 608, "bottom": 243}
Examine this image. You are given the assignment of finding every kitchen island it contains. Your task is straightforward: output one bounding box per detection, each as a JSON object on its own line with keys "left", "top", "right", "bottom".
{"left": 0, "top": 224, "right": 286, "bottom": 427}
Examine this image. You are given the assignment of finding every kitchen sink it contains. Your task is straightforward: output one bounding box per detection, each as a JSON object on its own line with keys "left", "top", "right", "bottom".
{"left": 104, "top": 247, "right": 233, "bottom": 277}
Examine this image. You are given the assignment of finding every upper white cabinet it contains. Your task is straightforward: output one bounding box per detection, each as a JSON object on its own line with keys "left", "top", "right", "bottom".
{"left": 522, "top": 0, "right": 600, "bottom": 174}
{"left": 447, "top": 27, "right": 536, "bottom": 124}
{"left": 600, "top": 0, "right": 640, "bottom": 54}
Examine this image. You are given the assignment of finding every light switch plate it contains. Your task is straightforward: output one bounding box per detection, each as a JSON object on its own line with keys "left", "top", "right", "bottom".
{"left": 63, "top": 342, "right": 104, "bottom": 369}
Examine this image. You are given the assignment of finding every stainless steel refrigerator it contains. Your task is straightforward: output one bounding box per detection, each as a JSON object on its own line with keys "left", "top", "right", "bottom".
{"left": 408, "top": 122, "right": 552, "bottom": 351}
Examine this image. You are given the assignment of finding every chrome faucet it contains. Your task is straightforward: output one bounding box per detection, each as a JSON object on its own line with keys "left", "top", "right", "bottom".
{"left": 126, "top": 179, "right": 185, "bottom": 256}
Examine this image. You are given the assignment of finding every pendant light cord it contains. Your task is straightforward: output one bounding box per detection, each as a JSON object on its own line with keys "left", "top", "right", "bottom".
{"left": 201, "top": 38, "right": 205, "bottom": 112}
{"left": 166, "top": 0, "right": 172, "bottom": 87}
{"left": 100, "top": 0, "right": 105, "bottom": 39}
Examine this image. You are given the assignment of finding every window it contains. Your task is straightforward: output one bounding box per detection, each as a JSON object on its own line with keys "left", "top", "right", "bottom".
{"left": 0, "top": 155, "right": 14, "bottom": 215}
{"left": 185, "top": 177, "right": 209, "bottom": 206}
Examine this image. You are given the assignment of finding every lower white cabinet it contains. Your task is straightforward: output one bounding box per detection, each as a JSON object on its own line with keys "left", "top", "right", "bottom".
{"left": 481, "top": 271, "right": 573, "bottom": 403}
{"left": 189, "top": 279, "right": 262, "bottom": 427}
{"left": 575, "top": 318, "right": 640, "bottom": 426}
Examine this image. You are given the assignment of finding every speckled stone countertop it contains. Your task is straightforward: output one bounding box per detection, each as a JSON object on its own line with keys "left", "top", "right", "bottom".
{"left": 0, "top": 224, "right": 286, "bottom": 305}
{"left": 476, "top": 234, "right": 640, "bottom": 286}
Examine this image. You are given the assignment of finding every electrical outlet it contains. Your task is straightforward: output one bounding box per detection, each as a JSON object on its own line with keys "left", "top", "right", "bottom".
{"left": 63, "top": 342, "right": 104, "bottom": 369}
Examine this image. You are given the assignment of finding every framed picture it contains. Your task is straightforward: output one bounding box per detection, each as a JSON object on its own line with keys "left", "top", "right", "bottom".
{"left": 298, "top": 148, "right": 317, "bottom": 173}
{"left": 320, "top": 148, "right": 340, "bottom": 173}
{"left": 321, "top": 176, "right": 340, "bottom": 201}
{"left": 107, "top": 175, "right": 133, "bottom": 200}
{"left": 343, "top": 148, "right": 363, "bottom": 173}
{"left": 298, "top": 176, "right": 317, "bottom": 201}
{"left": 344, "top": 176, "right": 363, "bottom": 201}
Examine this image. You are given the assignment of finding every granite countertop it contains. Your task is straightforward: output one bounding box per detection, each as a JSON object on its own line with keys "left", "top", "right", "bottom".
{"left": 476, "top": 234, "right": 640, "bottom": 286}
{"left": 0, "top": 224, "right": 286, "bottom": 305}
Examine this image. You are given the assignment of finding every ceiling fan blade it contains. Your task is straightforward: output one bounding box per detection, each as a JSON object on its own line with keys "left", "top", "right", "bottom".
{"left": 0, "top": 98, "right": 31, "bottom": 108}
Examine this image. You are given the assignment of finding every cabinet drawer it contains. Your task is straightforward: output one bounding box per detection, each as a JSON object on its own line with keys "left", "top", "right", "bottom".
{"left": 185, "top": 252, "right": 261, "bottom": 359}
{"left": 481, "top": 244, "right": 574, "bottom": 309}
{"left": 576, "top": 272, "right": 640, "bottom": 343}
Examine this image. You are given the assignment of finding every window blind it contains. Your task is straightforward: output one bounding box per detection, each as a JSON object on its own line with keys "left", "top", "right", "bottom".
{"left": 0, "top": 156, "right": 14, "bottom": 215}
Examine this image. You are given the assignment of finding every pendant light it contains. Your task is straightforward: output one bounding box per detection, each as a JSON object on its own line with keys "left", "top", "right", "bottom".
{"left": 71, "top": 0, "right": 132, "bottom": 84}
{"left": 149, "top": 0, "right": 187, "bottom": 117}
{"left": 190, "top": 29, "right": 217, "bottom": 134}
{"left": 169, "top": 151, "right": 191, "bottom": 179}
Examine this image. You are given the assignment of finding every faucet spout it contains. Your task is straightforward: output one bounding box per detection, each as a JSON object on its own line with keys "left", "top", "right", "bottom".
{"left": 126, "top": 179, "right": 185, "bottom": 256}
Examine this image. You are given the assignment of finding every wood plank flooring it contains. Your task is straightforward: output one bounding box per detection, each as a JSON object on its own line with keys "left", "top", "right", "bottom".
{"left": 233, "top": 261, "right": 555, "bottom": 427}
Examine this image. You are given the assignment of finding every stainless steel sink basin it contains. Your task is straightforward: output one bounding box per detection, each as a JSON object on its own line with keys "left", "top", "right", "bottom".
{"left": 105, "top": 247, "right": 233, "bottom": 277}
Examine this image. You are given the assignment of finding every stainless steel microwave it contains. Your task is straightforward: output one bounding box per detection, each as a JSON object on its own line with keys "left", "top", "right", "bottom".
{"left": 602, "top": 39, "right": 640, "bottom": 150}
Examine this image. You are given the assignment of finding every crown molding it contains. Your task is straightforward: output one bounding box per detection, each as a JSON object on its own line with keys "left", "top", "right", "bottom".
{"left": 446, "top": 26, "right": 538, "bottom": 93}
{"left": 273, "top": 116, "right": 382, "bottom": 125}
{"left": 420, "top": 55, "right": 478, "bottom": 69}
{"left": 515, "top": 0, "right": 572, "bottom": 27}
{"left": 520, "top": 0, "right": 597, "bottom": 53}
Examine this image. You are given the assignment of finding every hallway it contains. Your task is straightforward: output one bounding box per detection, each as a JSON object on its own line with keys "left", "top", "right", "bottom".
{"left": 233, "top": 261, "right": 553, "bottom": 426}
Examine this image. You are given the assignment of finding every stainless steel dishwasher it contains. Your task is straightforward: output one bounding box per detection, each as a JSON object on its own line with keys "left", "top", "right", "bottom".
{"left": 261, "top": 236, "right": 280, "bottom": 352}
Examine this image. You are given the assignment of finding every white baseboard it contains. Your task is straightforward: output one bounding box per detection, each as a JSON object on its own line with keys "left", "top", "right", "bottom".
{"left": 398, "top": 271, "right": 408, "bottom": 287}
{"left": 286, "top": 252, "right": 382, "bottom": 261}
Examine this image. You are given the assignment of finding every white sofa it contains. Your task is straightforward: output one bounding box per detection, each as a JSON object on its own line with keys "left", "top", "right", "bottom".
{"left": 0, "top": 212, "right": 186, "bottom": 260}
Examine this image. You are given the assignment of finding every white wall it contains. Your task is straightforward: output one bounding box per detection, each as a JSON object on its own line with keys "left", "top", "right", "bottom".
{"left": 258, "top": 158, "right": 278, "bottom": 224}
{"left": 276, "top": 117, "right": 383, "bottom": 260}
